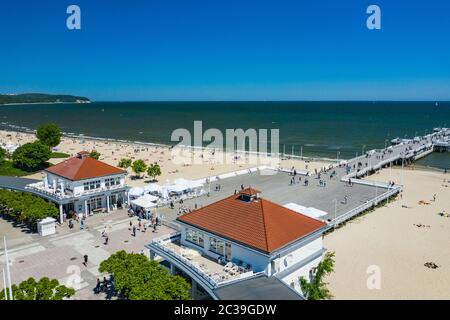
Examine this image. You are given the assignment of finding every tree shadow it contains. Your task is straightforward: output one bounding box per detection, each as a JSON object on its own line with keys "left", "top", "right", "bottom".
{"left": 0, "top": 213, "right": 35, "bottom": 234}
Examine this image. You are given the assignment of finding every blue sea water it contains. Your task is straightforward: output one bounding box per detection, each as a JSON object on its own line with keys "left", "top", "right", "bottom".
{"left": 0, "top": 101, "right": 448, "bottom": 168}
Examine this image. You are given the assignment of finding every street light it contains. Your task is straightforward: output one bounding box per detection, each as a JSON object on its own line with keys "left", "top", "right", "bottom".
{"left": 2, "top": 269, "right": 7, "bottom": 300}
{"left": 333, "top": 199, "right": 338, "bottom": 226}
{"left": 3, "top": 236, "right": 13, "bottom": 300}
{"left": 362, "top": 145, "right": 366, "bottom": 155}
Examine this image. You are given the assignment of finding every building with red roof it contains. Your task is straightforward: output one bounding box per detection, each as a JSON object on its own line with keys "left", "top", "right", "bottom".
{"left": 147, "top": 188, "right": 329, "bottom": 299}
{"left": 26, "top": 152, "right": 128, "bottom": 223}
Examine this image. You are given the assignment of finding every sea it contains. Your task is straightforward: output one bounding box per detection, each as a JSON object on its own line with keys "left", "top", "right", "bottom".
{"left": 0, "top": 101, "right": 449, "bottom": 169}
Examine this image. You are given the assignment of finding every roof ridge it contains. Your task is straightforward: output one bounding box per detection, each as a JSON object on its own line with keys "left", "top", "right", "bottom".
{"left": 259, "top": 199, "right": 270, "bottom": 252}
{"left": 177, "top": 193, "right": 237, "bottom": 219}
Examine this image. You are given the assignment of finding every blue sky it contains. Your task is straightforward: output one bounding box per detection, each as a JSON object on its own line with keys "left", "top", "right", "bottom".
{"left": 1, "top": 0, "right": 450, "bottom": 101}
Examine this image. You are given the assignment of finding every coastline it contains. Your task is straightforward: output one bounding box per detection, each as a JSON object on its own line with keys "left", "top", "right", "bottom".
{"left": 0, "top": 128, "right": 333, "bottom": 186}
{"left": 0, "top": 101, "right": 90, "bottom": 106}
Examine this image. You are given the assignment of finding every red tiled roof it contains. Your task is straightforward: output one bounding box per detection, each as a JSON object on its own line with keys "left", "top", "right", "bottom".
{"left": 45, "top": 155, "right": 125, "bottom": 181}
{"left": 177, "top": 192, "right": 327, "bottom": 253}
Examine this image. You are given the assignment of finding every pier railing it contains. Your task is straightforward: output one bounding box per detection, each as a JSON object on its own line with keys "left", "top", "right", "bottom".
{"left": 330, "top": 185, "right": 401, "bottom": 227}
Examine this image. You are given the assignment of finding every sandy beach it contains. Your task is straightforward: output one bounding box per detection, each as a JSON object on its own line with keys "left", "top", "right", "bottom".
{"left": 2, "top": 128, "right": 449, "bottom": 300}
{"left": 0, "top": 129, "right": 331, "bottom": 187}
{"left": 324, "top": 167, "right": 450, "bottom": 299}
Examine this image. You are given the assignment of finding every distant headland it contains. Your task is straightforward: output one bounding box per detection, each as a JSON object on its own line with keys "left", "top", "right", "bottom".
{"left": 0, "top": 93, "right": 91, "bottom": 105}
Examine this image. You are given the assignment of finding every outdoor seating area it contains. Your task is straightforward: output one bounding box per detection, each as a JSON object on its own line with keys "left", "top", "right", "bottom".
{"left": 157, "top": 239, "right": 256, "bottom": 287}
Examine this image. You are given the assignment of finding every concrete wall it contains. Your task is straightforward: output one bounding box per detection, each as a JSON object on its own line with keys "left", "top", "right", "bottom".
{"left": 280, "top": 256, "right": 322, "bottom": 294}
{"left": 275, "top": 237, "right": 323, "bottom": 275}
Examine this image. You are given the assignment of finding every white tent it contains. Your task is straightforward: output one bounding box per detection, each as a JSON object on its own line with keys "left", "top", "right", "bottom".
{"left": 129, "top": 187, "right": 145, "bottom": 198}
{"left": 161, "top": 186, "right": 169, "bottom": 199}
{"left": 170, "top": 178, "right": 203, "bottom": 193}
{"left": 131, "top": 194, "right": 158, "bottom": 209}
{"left": 283, "top": 203, "right": 327, "bottom": 219}
{"left": 143, "top": 183, "right": 162, "bottom": 194}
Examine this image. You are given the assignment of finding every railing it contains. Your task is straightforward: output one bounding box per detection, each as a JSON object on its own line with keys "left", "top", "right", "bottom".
{"left": 330, "top": 186, "right": 401, "bottom": 227}
{"left": 149, "top": 233, "right": 261, "bottom": 289}
{"left": 25, "top": 182, "right": 127, "bottom": 200}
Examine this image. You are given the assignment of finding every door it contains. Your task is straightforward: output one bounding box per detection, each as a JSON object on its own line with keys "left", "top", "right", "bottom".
{"left": 225, "top": 243, "right": 231, "bottom": 261}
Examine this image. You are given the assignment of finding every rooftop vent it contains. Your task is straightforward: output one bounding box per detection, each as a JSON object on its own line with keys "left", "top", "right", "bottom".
{"left": 238, "top": 187, "right": 261, "bottom": 202}
{"left": 76, "top": 151, "right": 90, "bottom": 159}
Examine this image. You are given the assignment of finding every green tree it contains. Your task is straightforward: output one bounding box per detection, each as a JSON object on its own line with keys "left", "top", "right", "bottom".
{"left": 36, "top": 123, "right": 61, "bottom": 150}
{"left": 12, "top": 142, "right": 51, "bottom": 172}
{"left": 99, "top": 251, "right": 190, "bottom": 300}
{"left": 131, "top": 159, "right": 147, "bottom": 178}
{"left": 0, "top": 147, "right": 6, "bottom": 161}
{"left": 118, "top": 158, "right": 132, "bottom": 169}
{"left": 89, "top": 150, "right": 101, "bottom": 160}
{"left": 299, "top": 251, "right": 335, "bottom": 300}
{"left": 0, "top": 189, "right": 58, "bottom": 226}
{"left": 0, "top": 277, "right": 75, "bottom": 300}
{"left": 147, "top": 163, "right": 162, "bottom": 181}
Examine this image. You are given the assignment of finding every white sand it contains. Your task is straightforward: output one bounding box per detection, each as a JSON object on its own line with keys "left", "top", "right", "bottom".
{"left": 324, "top": 167, "right": 450, "bottom": 299}
{"left": 0, "top": 130, "right": 331, "bottom": 186}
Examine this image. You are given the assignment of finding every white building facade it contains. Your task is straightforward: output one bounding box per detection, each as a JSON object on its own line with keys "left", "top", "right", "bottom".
{"left": 147, "top": 188, "right": 328, "bottom": 299}
{"left": 26, "top": 152, "right": 128, "bottom": 223}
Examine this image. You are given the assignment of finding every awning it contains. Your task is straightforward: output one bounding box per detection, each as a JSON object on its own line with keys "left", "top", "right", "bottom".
{"left": 283, "top": 203, "right": 327, "bottom": 219}
{"left": 131, "top": 194, "right": 158, "bottom": 209}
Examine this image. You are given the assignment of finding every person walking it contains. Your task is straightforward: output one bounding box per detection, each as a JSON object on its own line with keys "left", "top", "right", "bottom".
{"left": 132, "top": 226, "right": 136, "bottom": 237}
{"left": 83, "top": 254, "right": 89, "bottom": 267}
{"left": 433, "top": 194, "right": 436, "bottom": 202}
{"left": 104, "top": 235, "right": 109, "bottom": 245}
{"left": 95, "top": 278, "right": 101, "bottom": 294}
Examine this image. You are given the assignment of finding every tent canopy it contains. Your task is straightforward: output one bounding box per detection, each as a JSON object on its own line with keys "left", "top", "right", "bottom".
{"left": 283, "top": 203, "right": 327, "bottom": 219}
{"left": 169, "top": 178, "right": 203, "bottom": 193}
{"left": 143, "top": 183, "right": 162, "bottom": 193}
{"left": 129, "top": 187, "right": 144, "bottom": 197}
{"left": 131, "top": 194, "right": 158, "bottom": 209}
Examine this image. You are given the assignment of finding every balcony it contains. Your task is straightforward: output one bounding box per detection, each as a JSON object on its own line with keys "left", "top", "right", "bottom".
{"left": 25, "top": 181, "right": 127, "bottom": 201}
{"left": 148, "top": 233, "right": 263, "bottom": 290}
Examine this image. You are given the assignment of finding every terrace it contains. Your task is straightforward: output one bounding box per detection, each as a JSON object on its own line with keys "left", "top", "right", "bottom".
{"left": 25, "top": 181, "right": 127, "bottom": 201}
{"left": 148, "top": 232, "right": 262, "bottom": 290}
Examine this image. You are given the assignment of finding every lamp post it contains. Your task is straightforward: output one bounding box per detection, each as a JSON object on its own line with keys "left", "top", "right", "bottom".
{"left": 2, "top": 268, "right": 7, "bottom": 300}
{"left": 3, "top": 236, "right": 13, "bottom": 300}
{"left": 333, "top": 199, "right": 338, "bottom": 226}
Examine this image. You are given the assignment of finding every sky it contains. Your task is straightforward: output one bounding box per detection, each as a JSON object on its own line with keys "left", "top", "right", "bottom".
{"left": 1, "top": 0, "right": 450, "bottom": 101}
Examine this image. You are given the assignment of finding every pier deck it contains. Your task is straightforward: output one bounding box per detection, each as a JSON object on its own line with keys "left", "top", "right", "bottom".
{"left": 159, "top": 127, "right": 449, "bottom": 228}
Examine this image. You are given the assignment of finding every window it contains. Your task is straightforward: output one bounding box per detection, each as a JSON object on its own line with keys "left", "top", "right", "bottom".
{"left": 83, "top": 180, "right": 101, "bottom": 191}
{"left": 185, "top": 228, "right": 204, "bottom": 247}
{"left": 105, "top": 177, "right": 120, "bottom": 187}
{"left": 209, "top": 237, "right": 225, "bottom": 256}
{"left": 89, "top": 197, "right": 102, "bottom": 210}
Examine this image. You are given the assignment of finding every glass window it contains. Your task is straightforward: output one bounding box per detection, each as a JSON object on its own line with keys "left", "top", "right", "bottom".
{"left": 209, "top": 237, "right": 225, "bottom": 256}
{"left": 185, "top": 228, "right": 204, "bottom": 247}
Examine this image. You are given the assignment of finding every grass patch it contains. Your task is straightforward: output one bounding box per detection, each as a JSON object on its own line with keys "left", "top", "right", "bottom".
{"left": 50, "top": 152, "right": 70, "bottom": 158}
{"left": 0, "top": 160, "right": 31, "bottom": 177}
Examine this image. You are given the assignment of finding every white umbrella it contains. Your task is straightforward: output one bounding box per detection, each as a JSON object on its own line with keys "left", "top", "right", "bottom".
{"left": 131, "top": 194, "right": 158, "bottom": 209}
